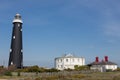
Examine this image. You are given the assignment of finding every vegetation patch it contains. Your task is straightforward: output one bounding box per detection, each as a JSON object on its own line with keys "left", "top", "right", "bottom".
{"left": 4, "top": 71, "right": 12, "bottom": 76}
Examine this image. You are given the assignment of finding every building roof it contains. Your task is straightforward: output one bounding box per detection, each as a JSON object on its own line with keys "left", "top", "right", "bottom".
{"left": 89, "top": 61, "right": 117, "bottom": 65}
{"left": 55, "top": 54, "right": 84, "bottom": 59}
{"left": 63, "top": 54, "right": 74, "bottom": 58}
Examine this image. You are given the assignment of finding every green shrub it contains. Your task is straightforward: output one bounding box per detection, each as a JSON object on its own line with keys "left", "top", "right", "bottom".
{"left": 17, "top": 72, "right": 20, "bottom": 76}
{"left": 4, "top": 71, "right": 12, "bottom": 76}
{"left": 74, "top": 65, "right": 89, "bottom": 71}
{"left": 106, "top": 69, "right": 112, "bottom": 72}
{"left": 64, "top": 68, "right": 73, "bottom": 71}
{"left": 46, "top": 68, "right": 59, "bottom": 72}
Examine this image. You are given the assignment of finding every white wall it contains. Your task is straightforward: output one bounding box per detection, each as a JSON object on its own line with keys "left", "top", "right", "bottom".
{"left": 91, "top": 64, "right": 117, "bottom": 72}
{"left": 55, "top": 57, "right": 85, "bottom": 70}
{"left": 105, "top": 65, "right": 117, "bottom": 70}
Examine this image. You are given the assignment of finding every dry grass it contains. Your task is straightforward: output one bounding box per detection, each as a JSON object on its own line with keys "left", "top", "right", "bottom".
{"left": 0, "top": 72, "right": 120, "bottom": 80}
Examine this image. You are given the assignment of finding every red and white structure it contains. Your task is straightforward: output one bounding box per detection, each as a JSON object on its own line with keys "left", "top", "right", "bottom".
{"left": 89, "top": 56, "right": 117, "bottom": 72}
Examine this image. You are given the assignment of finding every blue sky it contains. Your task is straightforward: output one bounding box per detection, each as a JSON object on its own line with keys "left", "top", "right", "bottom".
{"left": 0, "top": 0, "right": 120, "bottom": 67}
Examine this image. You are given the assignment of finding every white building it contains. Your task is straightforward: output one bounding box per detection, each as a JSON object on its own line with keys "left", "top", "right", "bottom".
{"left": 55, "top": 54, "right": 85, "bottom": 70}
{"left": 89, "top": 56, "right": 117, "bottom": 72}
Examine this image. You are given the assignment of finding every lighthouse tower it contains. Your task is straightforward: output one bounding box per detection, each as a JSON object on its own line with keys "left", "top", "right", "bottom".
{"left": 8, "top": 14, "right": 23, "bottom": 68}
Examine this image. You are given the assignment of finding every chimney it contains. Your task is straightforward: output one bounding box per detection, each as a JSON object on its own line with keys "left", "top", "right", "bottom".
{"left": 95, "top": 57, "right": 99, "bottom": 62}
{"left": 105, "top": 56, "right": 108, "bottom": 62}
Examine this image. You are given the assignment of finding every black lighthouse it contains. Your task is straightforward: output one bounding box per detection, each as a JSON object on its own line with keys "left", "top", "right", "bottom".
{"left": 8, "top": 14, "right": 23, "bottom": 68}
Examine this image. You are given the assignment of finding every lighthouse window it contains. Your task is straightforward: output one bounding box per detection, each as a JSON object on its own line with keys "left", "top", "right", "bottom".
{"left": 18, "top": 24, "right": 20, "bottom": 27}
{"left": 11, "top": 61, "right": 13, "bottom": 65}
{"left": 13, "top": 36, "right": 15, "bottom": 39}
{"left": 21, "top": 49, "right": 23, "bottom": 52}
{"left": 10, "top": 49, "right": 12, "bottom": 52}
